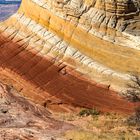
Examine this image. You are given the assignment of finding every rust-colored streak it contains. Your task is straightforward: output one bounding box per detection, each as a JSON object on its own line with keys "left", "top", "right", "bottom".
{"left": 0, "top": 35, "right": 138, "bottom": 114}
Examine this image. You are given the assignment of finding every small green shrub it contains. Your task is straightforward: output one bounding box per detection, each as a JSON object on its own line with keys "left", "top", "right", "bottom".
{"left": 78, "top": 108, "right": 101, "bottom": 117}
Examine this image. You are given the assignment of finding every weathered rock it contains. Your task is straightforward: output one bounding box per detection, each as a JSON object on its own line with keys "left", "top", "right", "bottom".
{"left": 0, "top": 82, "right": 71, "bottom": 140}
{"left": 0, "top": 0, "right": 140, "bottom": 113}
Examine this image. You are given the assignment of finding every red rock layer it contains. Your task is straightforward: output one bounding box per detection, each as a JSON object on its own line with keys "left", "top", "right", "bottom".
{"left": 0, "top": 34, "right": 138, "bottom": 115}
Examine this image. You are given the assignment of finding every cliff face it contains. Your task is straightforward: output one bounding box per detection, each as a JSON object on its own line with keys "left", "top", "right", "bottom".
{"left": 0, "top": 0, "right": 140, "bottom": 113}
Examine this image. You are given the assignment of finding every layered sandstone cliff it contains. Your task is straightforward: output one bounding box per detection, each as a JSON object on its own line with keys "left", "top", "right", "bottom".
{"left": 0, "top": 0, "right": 140, "bottom": 113}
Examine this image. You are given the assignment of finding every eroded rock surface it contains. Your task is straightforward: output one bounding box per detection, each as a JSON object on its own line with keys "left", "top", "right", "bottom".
{"left": 0, "top": 0, "right": 140, "bottom": 113}
{"left": 0, "top": 82, "right": 71, "bottom": 140}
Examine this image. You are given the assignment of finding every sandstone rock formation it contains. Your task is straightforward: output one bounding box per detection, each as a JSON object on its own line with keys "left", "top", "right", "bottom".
{"left": 0, "top": 82, "right": 71, "bottom": 140}
{"left": 0, "top": 0, "right": 140, "bottom": 113}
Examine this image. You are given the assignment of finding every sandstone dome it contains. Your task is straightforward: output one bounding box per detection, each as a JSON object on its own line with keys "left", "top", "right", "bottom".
{"left": 0, "top": 0, "right": 140, "bottom": 113}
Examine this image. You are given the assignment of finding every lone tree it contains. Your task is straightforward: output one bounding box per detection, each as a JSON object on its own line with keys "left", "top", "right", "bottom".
{"left": 126, "top": 74, "right": 140, "bottom": 126}
{"left": 127, "top": 107, "right": 140, "bottom": 126}
{"left": 125, "top": 74, "right": 140, "bottom": 102}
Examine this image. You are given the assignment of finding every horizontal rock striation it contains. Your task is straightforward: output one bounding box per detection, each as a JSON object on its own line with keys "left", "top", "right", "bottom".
{"left": 0, "top": 0, "right": 140, "bottom": 113}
